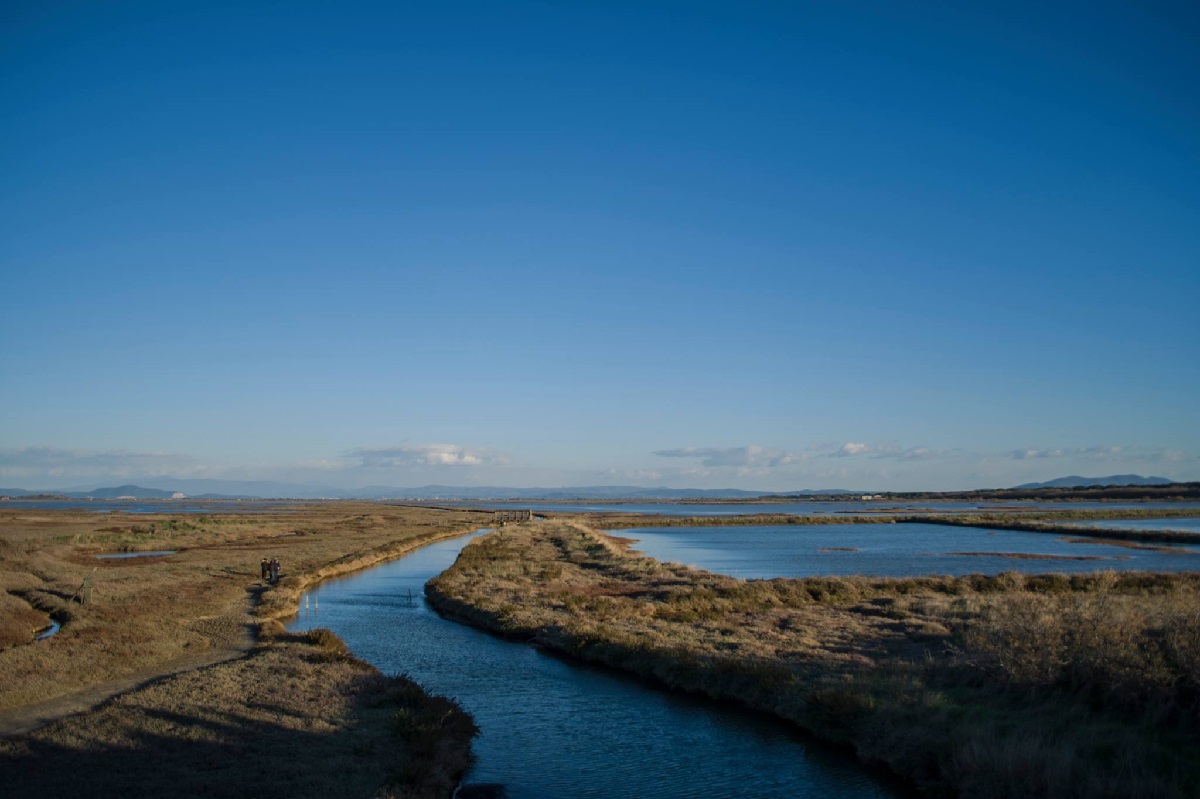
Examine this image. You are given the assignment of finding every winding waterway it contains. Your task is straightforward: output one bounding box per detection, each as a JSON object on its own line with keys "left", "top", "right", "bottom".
{"left": 286, "top": 533, "right": 906, "bottom": 799}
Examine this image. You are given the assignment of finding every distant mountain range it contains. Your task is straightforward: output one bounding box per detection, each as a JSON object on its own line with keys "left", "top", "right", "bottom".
{"left": 0, "top": 480, "right": 820, "bottom": 501}
{"left": 0, "top": 484, "right": 183, "bottom": 499}
{"left": 0, "top": 474, "right": 1181, "bottom": 501}
{"left": 1012, "top": 475, "right": 1175, "bottom": 490}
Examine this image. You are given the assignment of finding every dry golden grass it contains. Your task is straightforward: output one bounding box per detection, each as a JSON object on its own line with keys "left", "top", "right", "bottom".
{"left": 0, "top": 629, "right": 476, "bottom": 799}
{"left": 428, "top": 519, "right": 1200, "bottom": 799}
{"left": 0, "top": 503, "right": 485, "bottom": 711}
{"left": 0, "top": 503, "right": 489, "bottom": 798}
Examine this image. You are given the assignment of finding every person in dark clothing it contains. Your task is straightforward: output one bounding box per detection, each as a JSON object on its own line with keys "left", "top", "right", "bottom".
{"left": 261, "top": 558, "right": 270, "bottom": 580}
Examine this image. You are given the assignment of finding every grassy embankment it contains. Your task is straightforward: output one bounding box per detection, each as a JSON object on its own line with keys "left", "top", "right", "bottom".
{"left": 0, "top": 504, "right": 488, "bottom": 798}
{"left": 906, "top": 514, "right": 1200, "bottom": 546}
{"left": 428, "top": 519, "right": 1200, "bottom": 799}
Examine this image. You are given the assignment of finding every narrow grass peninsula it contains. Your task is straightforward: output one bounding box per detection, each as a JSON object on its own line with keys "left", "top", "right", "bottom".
{"left": 582, "top": 508, "right": 1200, "bottom": 546}
{"left": 427, "top": 519, "right": 1200, "bottom": 799}
{"left": 0, "top": 503, "right": 488, "bottom": 798}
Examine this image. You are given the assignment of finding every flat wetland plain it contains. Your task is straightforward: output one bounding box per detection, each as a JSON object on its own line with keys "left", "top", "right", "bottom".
{"left": 2, "top": 502, "right": 1198, "bottom": 798}
{"left": 0, "top": 503, "right": 488, "bottom": 799}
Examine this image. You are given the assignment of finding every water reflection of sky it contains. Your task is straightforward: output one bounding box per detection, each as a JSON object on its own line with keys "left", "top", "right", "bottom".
{"left": 1072, "top": 517, "right": 1200, "bottom": 533}
{"left": 622, "top": 523, "right": 1200, "bottom": 579}
{"left": 288, "top": 533, "right": 902, "bottom": 799}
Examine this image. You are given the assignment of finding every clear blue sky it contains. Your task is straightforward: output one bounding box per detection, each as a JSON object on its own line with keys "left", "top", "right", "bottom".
{"left": 2, "top": 1, "right": 1197, "bottom": 491}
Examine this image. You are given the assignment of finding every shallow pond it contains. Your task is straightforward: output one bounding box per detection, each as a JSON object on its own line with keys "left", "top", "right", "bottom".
{"left": 621, "top": 523, "right": 1200, "bottom": 579}
{"left": 287, "top": 534, "right": 905, "bottom": 799}
{"left": 95, "top": 550, "right": 177, "bottom": 559}
{"left": 35, "top": 620, "right": 61, "bottom": 640}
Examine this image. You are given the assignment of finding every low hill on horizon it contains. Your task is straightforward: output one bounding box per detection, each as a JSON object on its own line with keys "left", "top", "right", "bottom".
{"left": 1, "top": 482, "right": 857, "bottom": 501}
{"left": 1013, "top": 474, "right": 1174, "bottom": 490}
{"left": 1, "top": 482, "right": 780, "bottom": 501}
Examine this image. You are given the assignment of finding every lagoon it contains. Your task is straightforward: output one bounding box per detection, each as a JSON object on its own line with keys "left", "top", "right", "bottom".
{"left": 621, "top": 522, "right": 1200, "bottom": 579}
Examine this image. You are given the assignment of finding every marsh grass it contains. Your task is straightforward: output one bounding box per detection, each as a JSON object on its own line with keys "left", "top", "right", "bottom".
{"left": 909, "top": 514, "right": 1200, "bottom": 545}
{"left": 0, "top": 630, "right": 476, "bottom": 799}
{"left": 0, "top": 505, "right": 483, "bottom": 798}
{"left": 428, "top": 520, "right": 1200, "bottom": 799}
{"left": 0, "top": 504, "right": 481, "bottom": 710}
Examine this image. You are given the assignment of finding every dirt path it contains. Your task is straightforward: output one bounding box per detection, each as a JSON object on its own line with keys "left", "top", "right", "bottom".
{"left": 0, "top": 526, "right": 479, "bottom": 739}
{"left": 0, "top": 585, "right": 261, "bottom": 739}
{"left": 0, "top": 642, "right": 254, "bottom": 738}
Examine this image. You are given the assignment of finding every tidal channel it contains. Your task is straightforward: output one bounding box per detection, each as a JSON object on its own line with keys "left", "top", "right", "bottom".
{"left": 286, "top": 532, "right": 905, "bottom": 799}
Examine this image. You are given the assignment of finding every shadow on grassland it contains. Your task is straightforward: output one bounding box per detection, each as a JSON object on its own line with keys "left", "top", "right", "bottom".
{"left": 0, "top": 634, "right": 476, "bottom": 799}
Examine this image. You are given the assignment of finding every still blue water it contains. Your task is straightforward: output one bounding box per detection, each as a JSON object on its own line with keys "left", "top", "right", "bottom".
{"left": 35, "top": 620, "right": 61, "bottom": 640}
{"left": 621, "top": 523, "right": 1200, "bottom": 579}
{"left": 1072, "top": 517, "right": 1200, "bottom": 533}
{"left": 287, "top": 534, "right": 904, "bottom": 799}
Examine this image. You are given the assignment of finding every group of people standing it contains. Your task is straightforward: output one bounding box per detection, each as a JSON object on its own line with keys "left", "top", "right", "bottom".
{"left": 260, "top": 557, "right": 282, "bottom": 583}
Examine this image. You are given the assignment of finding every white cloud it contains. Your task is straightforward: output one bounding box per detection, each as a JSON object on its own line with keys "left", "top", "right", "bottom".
{"left": 601, "top": 468, "right": 665, "bottom": 482}
{"left": 653, "top": 445, "right": 801, "bottom": 469}
{"left": 3, "top": 439, "right": 1193, "bottom": 494}
{"left": 348, "top": 444, "right": 508, "bottom": 468}
{"left": 809, "top": 441, "right": 944, "bottom": 460}
{"left": 0, "top": 446, "right": 196, "bottom": 480}
{"left": 292, "top": 458, "right": 349, "bottom": 471}
{"left": 1012, "top": 445, "right": 1124, "bottom": 461}
{"left": 894, "top": 446, "right": 938, "bottom": 460}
